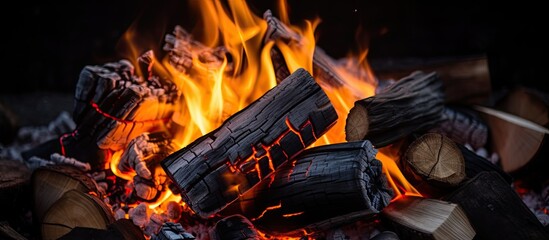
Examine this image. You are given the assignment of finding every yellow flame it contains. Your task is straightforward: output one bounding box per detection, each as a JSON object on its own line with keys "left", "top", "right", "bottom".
{"left": 113, "top": 0, "right": 420, "bottom": 223}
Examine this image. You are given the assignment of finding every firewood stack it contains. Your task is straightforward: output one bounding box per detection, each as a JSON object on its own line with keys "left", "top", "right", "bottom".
{"left": 2, "top": 6, "right": 548, "bottom": 240}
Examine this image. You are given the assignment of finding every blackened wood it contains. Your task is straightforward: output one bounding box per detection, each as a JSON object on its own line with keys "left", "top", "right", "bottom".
{"left": 431, "top": 107, "right": 488, "bottom": 150}
{"left": 345, "top": 71, "right": 445, "bottom": 147}
{"left": 161, "top": 68, "right": 337, "bottom": 218}
{"left": 154, "top": 222, "right": 195, "bottom": 240}
{"left": 444, "top": 171, "right": 549, "bottom": 240}
{"left": 211, "top": 215, "right": 260, "bottom": 240}
{"left": 401, "top": 133, "right": 465, "bottom": 198}
{"left": 223, "top": 141, "right": 393, "bottom": 236}
{"left": 457, "top": 144, "right": 512, "bottom": 184}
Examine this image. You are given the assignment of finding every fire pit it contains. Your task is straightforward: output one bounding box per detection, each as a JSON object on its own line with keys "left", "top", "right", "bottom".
{"left": 1, "top": 1, "right": 548, "bottom": 240}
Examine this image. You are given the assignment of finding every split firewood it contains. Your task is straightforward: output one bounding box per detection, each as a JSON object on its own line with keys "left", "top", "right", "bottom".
{"left": 163, "top": 25, "right": 233, "bottom": 74}
{"left": 153, "top": 222, "right": 196, "bottom": 240}
{"left": 32, "top": 165, "right": 99, "bottom": 222}
{"left": 210, "top": 215, "right": 260, "bottom": 240}
{"left": 345, "top": 71, "right": 445, "bottom": 147}
{"left": 477, "top": 87, "right": 549, "bottom": 186}
{"left": 381, "top": 196, "right": 475, "bottom": 240}
{"left": 223, "top": 141, "right": 393, "bottom": 236}
{"left": 444, "top": 171, "right": 549, "bottom": 240}
{"left": 430, "top": 107, "right": 488, "bottom": 150}
{"left": 161, "top": 68, "right": 337, "bottom": 218}
{"left": 400, "top": 133, "right": 466, "bottom": 198}
{"left": 41, "top": 189, "right": 115, "bottom": 240}
{"left": 263, "top": 10, "right": 377, "bottom": 89}
{"left": 373, "top": 55, "right": 491, "bottom": 105}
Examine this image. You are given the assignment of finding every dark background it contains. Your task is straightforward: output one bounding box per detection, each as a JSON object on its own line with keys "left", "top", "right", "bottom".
{"left": 1, "top": 0, "right": 547, "bottom": 94}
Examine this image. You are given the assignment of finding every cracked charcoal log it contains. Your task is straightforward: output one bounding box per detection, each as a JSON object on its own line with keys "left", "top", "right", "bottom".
{"left": 345, "top": 71, "right": 445, "bottom": 147}
{"left": 401, "top": 133, "right": 466, "bottom": 198}
{"left": 153, "top": 222, "right": 196, "bottom": 240}
{"left": 222, "top": 141, "right": 393, "bottom": 236}
{"left": 161, "top": 68, "right": 337, "bottom": 218}
{"left": 381, "top": 196, "right": 475, "bottom": 240}
{"left": 444, "top": 172, "right": 549, "bottom": 240}
{"left": 32, "top": 165, "right": 98, "bottom": 223}
{"left": 42, "top": 190, "right": 115, "bottom": 240}
{"left": 263, "top": 10, "right": 376, "bottom": 89}
{"left": 210, "top": 215, "right": 260, "bottom": 240}
{"left": 430, "top": 107, "right": 488, "bottom": 150}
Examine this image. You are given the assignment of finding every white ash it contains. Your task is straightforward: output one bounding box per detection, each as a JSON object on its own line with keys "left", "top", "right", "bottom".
{"left": 129, "top": 202, "right": 151, "bottom": 228}
{"left": 144, "top": 213, "right": 168, "bottom": 237}
{"left": 50, "top": 153, "right": 91, "bottom": 171}
{"left": 516, "top": 185, "right": 549, "bottom": 226}
{"left": 114, "top": 208, "right": 127, "bottom": 220}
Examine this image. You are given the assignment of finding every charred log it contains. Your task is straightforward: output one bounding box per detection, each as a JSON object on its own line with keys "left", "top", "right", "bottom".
{"left": 223, "top": 141, "right": 393, "bottom": 236}
{"left": 431, "top": 107, "right": 488, "bottom": 150}
{"left": 210, "top": 215, "right": 260, "bottom": 240}
{"left": 345, "top": 71, "right": 445, "bottom": 147}
{"left": 161, "top": 68, "right": 337, "bottom": 218}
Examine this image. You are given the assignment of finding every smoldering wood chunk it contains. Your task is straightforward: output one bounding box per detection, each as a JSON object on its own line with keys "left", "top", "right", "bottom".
{"left": 345, "top": 71, "right": 445, "bottom": 147}
{"left": 430, "top": 107, "right": 488, "bottom": 150}
{"left": 163, "top": 25, "right": 232, "bottom": 74}
{"left": 223, "top": 141, "right": 393, "bottom": 237}
{"left": 444, "top": 172, "right": 549, "bottom": 240}
{"left": 119, "top": 132, "right": 176, "bottom": 180}
{"left": 153, "top": 222, "right": 195, "bottom": 240}
{"left": 210, "top": 215, "right": 260, "bottom": 240}
{"left": 161, "top": 68, "right": 337, "bottom": 218}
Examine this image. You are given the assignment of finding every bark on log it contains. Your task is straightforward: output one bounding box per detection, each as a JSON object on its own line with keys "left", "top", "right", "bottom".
{"left": 222, "top": 141, "right": 393, "bottom": 237}
{"left": 381, "top": 196, "right": 475, "bottom": 240}
{"left": 444, "top": 171, "right": 549, "bottom": 240}
{"left": 345, "top": 71, "right": 445, "bottom": 147}
{"left": 161, "top": 68, "right": 337, "bottom": 218}
{"left": 210, "top": 215, "right": 260, "bottom": 240}
{"left": 401, "top": 133, "right": 466, "bottom": 198}
{"left": 372, "top": 55, "right": 491, "bottom": 104}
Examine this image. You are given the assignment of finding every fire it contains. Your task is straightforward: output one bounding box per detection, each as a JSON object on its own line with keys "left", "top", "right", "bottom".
{"left": 111, "top": 0, "right": 420, "bottom": 238}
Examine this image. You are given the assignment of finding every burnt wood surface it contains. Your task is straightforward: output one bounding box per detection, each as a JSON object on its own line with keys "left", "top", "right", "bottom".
{"left": 210, "top": 215, "right": 260, "bottom": 240}
{"left": 444, "top": 171, "right": 549, "bottom": 240}
{"left": 222, "top": 141, "right": 393, "bottom": 236}
{"left": 345, "top": 71, "right": 445, "bottom": 147}
{"left": 161, "top": 68, "right": 337, "bottom": 218}
{"left": 457, "top": 144, "right": 512, "bottom": 184}
{"left": 432, "top": 107, "right": 488, "bottom": 150}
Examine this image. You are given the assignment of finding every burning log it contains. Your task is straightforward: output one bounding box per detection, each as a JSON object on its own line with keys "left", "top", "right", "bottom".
{"left": 118, "top": 132, "right": 175, "bottom": 180}
{"left": 345, "top": 71, "right": 445, "bottom": 147}
{"left": 263, "top": 10, "right": 377, "bottom": 89}
{"left": 210, "top": 215, "right": 260, "bottom": 240}
{"left": 31, "top": 165, "right": 99, "bottom": 222}
{"left": 161, "top": 68, "right": 337, "bottom": 218}
{"left": 223, "top": 141, "right": 393, "bottom": 236}
{"left": 381, "top": 196, "right": 475, "bottom": 240}
{"left": 444, "top": 171, "right": 549, "bottom": 240}
{"left": 41, "top": 189, "right": 115, "bottom": 240}
{"left": 400, "top": 133, "right": 466, "bottom": 198}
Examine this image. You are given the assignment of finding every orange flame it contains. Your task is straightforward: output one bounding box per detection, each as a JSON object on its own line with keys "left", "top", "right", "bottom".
{"left": 112, "top": 0, "right": 420, "bottom": 233}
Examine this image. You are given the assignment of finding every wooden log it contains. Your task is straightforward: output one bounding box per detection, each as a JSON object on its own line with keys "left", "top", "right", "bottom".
{"left": 345, "top": 71, "right": 445, "bottom": 147}
{"left": 381, "top": 196, "right": 475, "bottom": 240}
{"left": 444, "top": 171, "right": 549, "bottom": 240}
{"left": 58, "top": 219, "right": 146, "bottom": 240}
{"left": 222, "top": 141, "right": 393, "bottom": 236}
{"left": 31, "top": 165, "right": 98, "bottom": 223}
{"left": 372, "top": 55, "right": 491, "bottom": 105}
{"left": 479, "top": 86, "right": 549, "bottom": 188}
{"left": 0, "top": 160, "right": 30, "bottom": 207}
{"left": 400, "top": 133, "right": 466, "bottom": 198}
{"left": 161, "top": 68, "right": 337, "bottom": 218}
{"left": 456, "top": 144, "right": 512, "bottom": 184}
{"left": 210, "top": 215, "right": 260, "bottom": 240}
{"left": 263, "top": 10, "right": 377, "bottom": 89}
{"left": 41, "top": 190, "right": 115, "bottom": 240}
{"left": 430, "top": 107, "right": 488, "bottom": 150}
